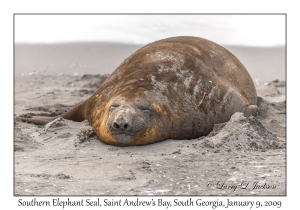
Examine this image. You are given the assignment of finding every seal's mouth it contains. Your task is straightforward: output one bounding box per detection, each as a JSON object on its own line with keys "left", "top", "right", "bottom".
{"left": 112, "top": 134, "right": 134, "bottom": 144}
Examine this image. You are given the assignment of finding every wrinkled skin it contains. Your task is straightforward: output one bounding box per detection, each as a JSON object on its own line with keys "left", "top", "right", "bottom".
{"left": 19, "top": 36, "right": 258, "bottom": 146}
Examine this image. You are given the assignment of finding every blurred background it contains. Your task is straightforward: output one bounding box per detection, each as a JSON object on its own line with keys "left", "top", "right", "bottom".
{"left": 14, "top": 15, "right": 286, "bottom": 82}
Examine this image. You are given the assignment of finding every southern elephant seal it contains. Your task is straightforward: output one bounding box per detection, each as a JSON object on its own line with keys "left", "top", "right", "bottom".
{"left": 19, "top": 36, "right": 258, "bottom": 146}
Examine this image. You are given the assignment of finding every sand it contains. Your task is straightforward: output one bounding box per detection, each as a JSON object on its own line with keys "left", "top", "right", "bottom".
{"left": 14, "top": 43, "right": 286, "bottom": 196}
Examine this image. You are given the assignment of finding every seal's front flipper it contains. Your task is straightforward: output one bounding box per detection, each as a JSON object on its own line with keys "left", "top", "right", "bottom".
{"left": 18, "top": 115, "right": 61, "bottom": 125}
{"left": 243, "top": 105, "right": 259, "bottom": 117}
{"left": 18, "top": 100, "right": 88, "bottom": 125}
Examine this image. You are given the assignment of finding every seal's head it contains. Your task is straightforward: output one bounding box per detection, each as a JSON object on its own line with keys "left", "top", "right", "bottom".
{"left": 89, "top": 90, "right": 170, "bottom": 146}
{"left": 107, "top": 99, "right": 151, "bottom": 144}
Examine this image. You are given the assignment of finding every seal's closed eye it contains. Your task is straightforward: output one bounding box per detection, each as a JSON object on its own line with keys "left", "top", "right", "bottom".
{"left": 109, "top": 103, "right": 119, "bottom": 111}
{"left": 140, "top": 108, "right": 152, "bottom": 114}
{"left": 138, "top": 106, "right": 152, "bottom": 115}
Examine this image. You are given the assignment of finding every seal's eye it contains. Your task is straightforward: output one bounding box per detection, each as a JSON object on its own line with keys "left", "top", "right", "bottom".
{"left": 139, "top": 106, "right": 151, "bottom": 115}
{"left": 109, "top": 104, "right": 119, "bottom": 111}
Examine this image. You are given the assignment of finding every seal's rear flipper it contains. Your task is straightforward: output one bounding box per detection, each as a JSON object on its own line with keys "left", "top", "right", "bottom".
{"left": 243, "top": 105, "right": 259, "bottom": 117}
{"left": 18, "top": 115, "right": 60, "bottom": 125}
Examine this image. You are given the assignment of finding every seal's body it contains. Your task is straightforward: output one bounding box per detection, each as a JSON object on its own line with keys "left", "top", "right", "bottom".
{"left": 20, "top": 36, "right": 258, "bottom": 146}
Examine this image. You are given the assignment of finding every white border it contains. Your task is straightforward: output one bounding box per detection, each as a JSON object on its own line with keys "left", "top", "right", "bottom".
{"left": 2, "top": 0, "right": 297, "bottom": 209}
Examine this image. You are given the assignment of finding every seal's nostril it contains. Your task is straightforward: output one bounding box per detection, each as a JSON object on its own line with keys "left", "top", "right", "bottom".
{"left": 124, "top": 124, "right": 128, "bottom": 129}
{"left": 113, "top": 123, "right": 119, "bottom": 129}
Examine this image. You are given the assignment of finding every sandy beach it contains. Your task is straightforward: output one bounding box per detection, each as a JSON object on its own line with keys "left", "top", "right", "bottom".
{"left": 14, "top": 42, "right": 286, "bottom": 196}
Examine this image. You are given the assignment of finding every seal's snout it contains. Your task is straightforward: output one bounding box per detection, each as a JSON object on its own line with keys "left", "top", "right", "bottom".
{"left": 108, "top": 104, "right": 147, "bottom": 143}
